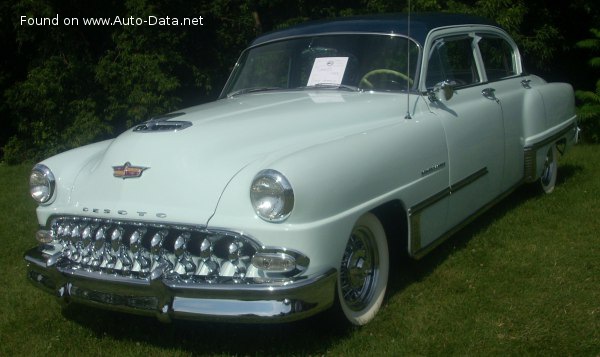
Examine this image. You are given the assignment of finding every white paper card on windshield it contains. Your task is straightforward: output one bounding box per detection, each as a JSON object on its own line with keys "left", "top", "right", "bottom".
{"left": 307, "top": 57, "right": 349, "bottom": 86}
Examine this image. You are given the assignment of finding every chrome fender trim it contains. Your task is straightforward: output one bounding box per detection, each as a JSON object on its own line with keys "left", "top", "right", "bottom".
{"left": 408, "top": 167, "right": 488, "bottom": 257}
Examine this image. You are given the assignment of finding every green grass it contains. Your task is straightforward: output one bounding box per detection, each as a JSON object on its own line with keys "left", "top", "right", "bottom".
{"left": 1, "top": 145, "right": 598, "bottom": 356}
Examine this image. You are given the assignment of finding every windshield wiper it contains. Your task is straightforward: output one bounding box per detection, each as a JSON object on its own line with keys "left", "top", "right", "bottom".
{"left": 227, "top": 87, "right": 283, "bottom": 98}
{"left": 298, "top": 83, "right": 361, "bottom": 92}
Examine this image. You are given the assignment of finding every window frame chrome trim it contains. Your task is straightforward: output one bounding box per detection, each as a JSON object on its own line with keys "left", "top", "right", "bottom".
{"left": 219, "top": 32, "right": 424, "bottom": 99}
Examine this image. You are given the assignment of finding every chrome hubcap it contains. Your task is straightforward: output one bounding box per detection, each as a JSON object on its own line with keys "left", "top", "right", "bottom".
{"left": 339, "top": 226, "right": 379, "bottom": 311}
{"left": 541, "top": 149, "right": 555, "bottom": 186}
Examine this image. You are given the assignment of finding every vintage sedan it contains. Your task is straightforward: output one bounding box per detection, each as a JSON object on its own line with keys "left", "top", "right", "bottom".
{"left": 25, "top": 13, "right": 578, "bottom": 326}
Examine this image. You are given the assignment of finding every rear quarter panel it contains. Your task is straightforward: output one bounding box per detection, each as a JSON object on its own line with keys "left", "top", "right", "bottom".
{"left": 523, "top": 77, "right": 577, "bottom": 145}
{"left": 522, "top": 76, "right": 578, "bottom": 181}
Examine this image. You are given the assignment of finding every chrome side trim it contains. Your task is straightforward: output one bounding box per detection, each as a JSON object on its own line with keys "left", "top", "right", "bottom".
{"left": 526, "top": 121, "right": 578, "bottom": 151}
{"left": 408, "top": 167, "right": 488, "bottom": 256}
{"left": 410, "top": 187, "right": 450, "bottom": 216}
{"left": 523, "top": 121, "right": 578, "bottom": 182}
{"left": 410, "top": 180, "right": 523, "bottom": 259}
{"left": 450, "top": 167, "right": 489, "bottom": 192}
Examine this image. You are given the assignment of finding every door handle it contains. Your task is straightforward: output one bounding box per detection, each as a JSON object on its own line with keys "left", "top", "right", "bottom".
{"left": 482, "top": 88, "right": 499, "bottom": 102}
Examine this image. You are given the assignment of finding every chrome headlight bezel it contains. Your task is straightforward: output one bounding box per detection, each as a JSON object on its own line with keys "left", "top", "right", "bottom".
{"left": 29, "top": 164, "right": 56, "bottom": 205}
{"left": 250, "top": 169, "right": 294, "bottom": 222}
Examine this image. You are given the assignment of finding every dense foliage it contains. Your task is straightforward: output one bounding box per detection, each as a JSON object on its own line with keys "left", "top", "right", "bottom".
{"left": 1, "top": 0, "right": 599, "bottom": 163}
{"left": 575, "top": 28, "right": 600, "bottom": 142}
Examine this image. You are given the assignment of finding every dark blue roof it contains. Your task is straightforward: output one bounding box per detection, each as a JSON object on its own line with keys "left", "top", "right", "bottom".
{"left": 250, "top": 13, "right": 499, "bottom": 47}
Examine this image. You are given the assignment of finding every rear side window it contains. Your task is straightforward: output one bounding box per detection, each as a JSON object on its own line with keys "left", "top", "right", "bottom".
{"left": 478, "top": 36, "right": 517, "bottom": 81}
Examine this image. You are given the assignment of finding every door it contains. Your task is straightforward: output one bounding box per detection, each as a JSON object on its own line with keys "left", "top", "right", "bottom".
{"left": 425, "top": 35, "right": 505, "bottom": 229}
{"left": 476, "top": 33, "right": 527, "bottom": 190}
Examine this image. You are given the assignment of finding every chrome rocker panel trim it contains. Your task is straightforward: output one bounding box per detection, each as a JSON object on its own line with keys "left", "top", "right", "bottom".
{"left": 25, "top": 247, "right": 337, "bottom": 323}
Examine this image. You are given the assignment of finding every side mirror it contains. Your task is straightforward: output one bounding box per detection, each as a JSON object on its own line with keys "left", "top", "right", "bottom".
{"left": 440, "top": 80, "right": 455, "bottom": 100}
{"left": 428, "top": 80, "right": 457, "bottom": 102}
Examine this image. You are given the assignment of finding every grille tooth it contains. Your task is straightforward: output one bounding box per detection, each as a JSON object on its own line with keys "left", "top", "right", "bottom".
{"left": 82, "top": 225, "right": 93, "bottom": 241}
{"left": 93, "top": 226, "right": 107, "bottom": 252}
{"left": 70, "top": 225, "right": 80, "bottom": 239}
{"left": 110, "top": 227, "right": 123, "bottom": 252}
{"left": 173, "top": 233, "right": 190, "bottom": 257}
{"left": 148, "top": 230, "right": 166, "bottom": 252}
{"left": 129, "top": 228, "right": 146, "bottom": 254}
{"left": 138, "top": 251, "right": 152, "bottom": 272}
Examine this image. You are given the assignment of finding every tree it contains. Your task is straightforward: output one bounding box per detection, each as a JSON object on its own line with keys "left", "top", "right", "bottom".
{"left": 1, "top": 0, "right": 257, "bottom": 163}
{"left": 2, "top": 0, "right": 599, "bottom": 164}
{"left": 575, "top": 28, "right": 600, "bottom": 143}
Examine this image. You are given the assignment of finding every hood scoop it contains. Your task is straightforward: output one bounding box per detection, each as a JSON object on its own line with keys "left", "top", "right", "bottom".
{"left": 133, "top": 112, "right": 192, "bottom": 132}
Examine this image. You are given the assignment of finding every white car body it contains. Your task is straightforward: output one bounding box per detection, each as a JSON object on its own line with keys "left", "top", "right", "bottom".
{"left": 25, "top": 14, "right": 578, "bottom": 325}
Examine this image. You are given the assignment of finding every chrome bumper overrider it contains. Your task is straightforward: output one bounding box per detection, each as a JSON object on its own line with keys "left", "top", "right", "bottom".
{"left": 25, "top": 247, "right": 336, "bottom": 322}
{"left": 24, "top": 216, "right": 337, "bottom": 322}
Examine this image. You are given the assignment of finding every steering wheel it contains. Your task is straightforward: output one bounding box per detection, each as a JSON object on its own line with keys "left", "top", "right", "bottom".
{"left": 359, "top": 69, "right": 413, "bottom": 90}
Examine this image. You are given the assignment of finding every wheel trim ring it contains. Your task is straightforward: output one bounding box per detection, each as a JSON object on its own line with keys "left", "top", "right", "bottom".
{"left": 339, "top": 226, "right": 379, "bottom": 312}
{"left": 541, "top": 148, "right": 555, "bottom": 187}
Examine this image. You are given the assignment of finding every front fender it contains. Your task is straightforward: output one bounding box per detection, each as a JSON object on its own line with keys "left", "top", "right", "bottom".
{"left": 210, "top": 109, "right": 448, "bottom": 233}
{"left": 34, "top": 139, "right": 114, "bottom": 225}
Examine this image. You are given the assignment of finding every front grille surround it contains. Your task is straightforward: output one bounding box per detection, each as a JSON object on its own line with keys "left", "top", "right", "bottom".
{"left": 43, "top": 216, "right": 283, "bottom": 284}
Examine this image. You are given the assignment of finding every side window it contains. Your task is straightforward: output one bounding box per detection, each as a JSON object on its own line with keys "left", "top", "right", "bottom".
{"left": 426, "top": 36, "right": 480, "bottom": 88}
{"left": 478, "top": 36, "right": 517, "bottom": 81}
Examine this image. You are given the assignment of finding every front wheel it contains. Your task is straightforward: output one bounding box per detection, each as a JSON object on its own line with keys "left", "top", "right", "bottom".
{"left": 540, "top": 145, "right": 558, "bottom": 194}
{"left": 337, "top": 213, "right": 389, "bottom": 326}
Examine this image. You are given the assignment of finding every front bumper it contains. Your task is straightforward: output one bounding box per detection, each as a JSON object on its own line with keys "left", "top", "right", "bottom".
{"left": 25, "top": 246, "right": 337, "bottom": 323}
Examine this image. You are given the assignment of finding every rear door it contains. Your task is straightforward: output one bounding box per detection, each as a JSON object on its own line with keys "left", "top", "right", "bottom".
{"left": 476, "top": 33, "right": 527, "bottom": 189}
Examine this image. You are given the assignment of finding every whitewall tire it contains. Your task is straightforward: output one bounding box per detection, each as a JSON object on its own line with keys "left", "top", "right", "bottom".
{"left": 540, "top": 145, "right": 558, "bottom": 194}
{"left": 337, "top": 213, "right": 389, "bottom": 326}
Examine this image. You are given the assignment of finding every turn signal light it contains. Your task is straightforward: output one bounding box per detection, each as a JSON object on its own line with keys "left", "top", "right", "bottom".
{"left": 251, "top": 253, "right": 296, "bottom": 272}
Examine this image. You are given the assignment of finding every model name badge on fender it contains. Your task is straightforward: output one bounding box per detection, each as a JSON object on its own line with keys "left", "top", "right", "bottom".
{"left": 82, "top": 207, "right": 167, "bottom": 218}
{"left": 421, "top": 162, "right": 446, "bottom": 177}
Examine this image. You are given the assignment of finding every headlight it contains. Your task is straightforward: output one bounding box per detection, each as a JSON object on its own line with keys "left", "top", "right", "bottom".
{"left": 29, "top": 164, "right": 56, "bottom": 204}
{"left": 250, "top": 169, "right": 294, "bottom": 222}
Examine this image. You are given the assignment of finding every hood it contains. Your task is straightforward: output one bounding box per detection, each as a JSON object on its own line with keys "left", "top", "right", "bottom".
{"left": 68, "top": 91, "right": 406, "bottom": 224}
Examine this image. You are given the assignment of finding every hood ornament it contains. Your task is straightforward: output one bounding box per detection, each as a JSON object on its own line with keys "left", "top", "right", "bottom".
{"left": 113, "top": 162, "right": 149, "bottom": 179}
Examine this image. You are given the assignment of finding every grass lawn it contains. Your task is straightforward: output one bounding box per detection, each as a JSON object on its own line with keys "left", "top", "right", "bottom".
{"left": 0, "top": 145, "right": 598, "bottom": 356}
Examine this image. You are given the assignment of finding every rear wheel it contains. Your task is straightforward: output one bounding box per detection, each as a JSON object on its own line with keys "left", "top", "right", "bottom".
{"left": 337, "top": 213, "right": 389, "bottom": 326}
{"left": 540, "top": 145, "right": 558, "bottom": 194}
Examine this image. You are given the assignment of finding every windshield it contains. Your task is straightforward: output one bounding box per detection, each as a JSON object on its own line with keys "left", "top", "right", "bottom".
{"left": 221, "top": 34, "right": 420, "bottom": 98}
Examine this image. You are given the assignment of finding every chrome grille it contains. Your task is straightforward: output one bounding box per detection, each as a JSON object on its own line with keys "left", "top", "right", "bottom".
{"left": 47, "top": 216, "right": 259, "bottom": 283}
